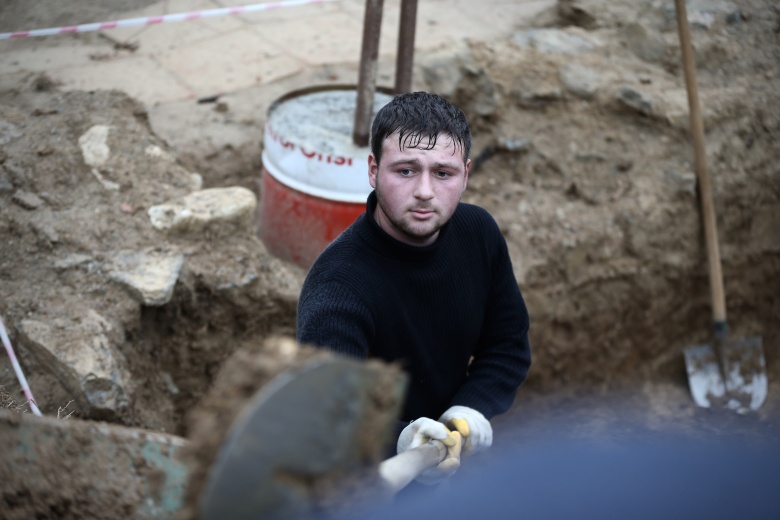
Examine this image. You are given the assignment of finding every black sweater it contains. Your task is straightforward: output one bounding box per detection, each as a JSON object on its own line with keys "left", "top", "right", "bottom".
{"left": 296, "top": 192, "right": 531, "bottom": 426}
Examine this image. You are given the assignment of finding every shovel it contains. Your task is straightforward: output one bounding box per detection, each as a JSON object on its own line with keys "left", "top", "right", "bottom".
{"left": 198, "top": 357, "right": 455, "bottom": 519}
{"left": 674, "top": 0, "right": 768, "bottom": 411}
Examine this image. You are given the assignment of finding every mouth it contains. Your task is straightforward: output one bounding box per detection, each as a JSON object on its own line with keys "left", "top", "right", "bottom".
{"left": 410, "top": 208, "right": 435, "bottom": 219}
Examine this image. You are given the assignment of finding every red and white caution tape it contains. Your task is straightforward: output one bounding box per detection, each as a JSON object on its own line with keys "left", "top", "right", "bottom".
{"left": 0, "top": 315, "right": 42, "bottom": 416}
{"left": 0, "top": 0, "right": 332, "bottom": 40}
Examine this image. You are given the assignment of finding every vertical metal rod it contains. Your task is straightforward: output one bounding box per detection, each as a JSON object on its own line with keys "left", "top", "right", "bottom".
{"left": 353, "top": 0, "right": 384, "bottom": 147}
{"left": 394, "top": 0, "right": 418, "bottom": 94}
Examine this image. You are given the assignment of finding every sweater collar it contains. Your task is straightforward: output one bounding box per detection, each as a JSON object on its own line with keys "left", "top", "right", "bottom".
{"left": 356, "top": 191, "right": 449, "bottom": 261}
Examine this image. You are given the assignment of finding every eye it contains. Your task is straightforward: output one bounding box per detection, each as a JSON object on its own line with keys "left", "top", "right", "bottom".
{"left": 399, "top": 168, "right": 414, "bottom": 176}
{"left": 434, "top": 170, "right": 452, "bottom": 179}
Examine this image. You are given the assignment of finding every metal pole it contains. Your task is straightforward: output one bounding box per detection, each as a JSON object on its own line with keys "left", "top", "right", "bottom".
{"left": 394, "top": 0, "right": 418, "bottom": 94}
{"left": 353, "top": 0, "right": 384, "bottom": 147}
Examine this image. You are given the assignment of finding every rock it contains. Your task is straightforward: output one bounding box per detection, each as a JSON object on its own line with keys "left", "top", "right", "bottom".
{"left": 31, "top": 222, "right": 59, "bottom": 244}
{"left": 622, "top": 22, "right": 668, "bottom": 64}
{"left": 109, "top": 249, "right": 184, "bottom": 306}
{"left": 517, "top": 87, "right": 563, "bottom": 109}
{"left": 189, "top": 172, "right": 204, "bottom": 191}
{"left": 663, "top": 169, "right": 697, "bottom": 195}
{"left": 512, "top": 65, "right": 564, "bottom": 109}
{"left": 3, "top": 160, "right": 27, "bottom": 185}
{"left": 616, "top": 87, "right": 655, "bottom": 116}
{"left": 144, "top": 144, "right": 175, "bottom": 162}
{"left": 498, "top": 138, "right": 533, "bottom": 153}
{"left": 468, "top": 69, "right": 499, "bottom": 116}
{"left": 422, "top": 59, "right": 465, "bottom": 98}
{"left": 656, "top": 89, "right": 690, "bottom": 129}
{"left": 54, "top": 254, "right": 94, "bottom": 270}
{"left": 687, "top": 10, "right": 715, "bottom": 30}
{"left": 420, "top": 40, "right": 473, "bottom": 98}
{"left": 558, "top": 0, "right": 598, "bottom": 29}
{"left": 147, "top": 186, "right": 257, "bottom": 237}
{"left": 559, "top": 63, "right": 603, "bottom": 99}
{"left": 656, "top": 87, "right": 749, "bottom": 131}
{"left": 19, "top": 310, "right": 131, "bottom": 420}
{"left": 0, "top": 120, "right": 23, "bottom": 146}
{"left": 725, "top": 10, "right": 743, "bottom": 25}
{"left": 688, "top": 34, "right": 736, "bottom": 72}
{"left": 0, "top": 175, "right": 14, "bottom": 193}
{"left": 90, "top": 168, "right": 120, "bottom": 191}
{"left": 78, "top": 125, "right": 111, "bottom": 167}
{"left": 512, "top": 28, "right": 596, "bottom": 55}
{"left": 12, "top": 189, "right": 44, "bottom": 210}
{"left": 661, "top": 0, "right": 739, "bottom": 30}
{"left": 216, "top": 271, "right": 258, "bottom": 291}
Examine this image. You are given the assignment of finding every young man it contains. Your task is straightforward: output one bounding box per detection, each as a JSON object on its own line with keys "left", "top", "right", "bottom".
{"left": 296, "top": 92, "right": 531, "bottom": 484}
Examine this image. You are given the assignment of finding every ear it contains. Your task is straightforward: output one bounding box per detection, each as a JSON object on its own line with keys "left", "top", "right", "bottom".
{"left": 368, "top": 154, "right": 379, "bottom": 189}
{"left": 462, "top": 158, "right": 471, "bottom": 192}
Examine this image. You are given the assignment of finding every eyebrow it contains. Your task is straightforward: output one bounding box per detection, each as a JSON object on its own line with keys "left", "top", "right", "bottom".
{"left": 387, "top": 157, "right": 462, "bottom": 171}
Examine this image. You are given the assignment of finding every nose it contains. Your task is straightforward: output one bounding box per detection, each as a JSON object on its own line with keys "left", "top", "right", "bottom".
{"left": 414, "top": 171, "right": 434, "bottom": 200}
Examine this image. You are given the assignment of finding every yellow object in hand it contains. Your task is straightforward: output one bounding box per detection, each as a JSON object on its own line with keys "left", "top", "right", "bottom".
{"left": 440, "top": 428, "right": 458, "bottom": 447}
{"left": 421, "top": 427, "right": 457, "bottom": 447}
{"left": 451, "top": 417, "right": 470, "bottom": 438}
{"left": 438, "top": 431, "right": 462, "bottom": 473}
{"left": 447, "top": 431, "right": 462, "bottom": 459}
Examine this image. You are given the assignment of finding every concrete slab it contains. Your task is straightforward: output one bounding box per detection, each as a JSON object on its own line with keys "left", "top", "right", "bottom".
{"left": 156, "top": 28, "right": 305, "bottom": 96}
{"left": 120, "top": 18, "right": 240, "bottom": 56}
{"left": 52, "top": 55, "right": 195, "bottom": 105}
{"left": 256, "top": 10, "right": 365, "bottom": 65}
{"left": 0, "top": 41, "right": 114, "bottom": 74}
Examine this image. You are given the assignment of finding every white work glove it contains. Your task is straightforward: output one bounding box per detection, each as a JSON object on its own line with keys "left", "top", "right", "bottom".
{"left": 397, "top": 417, "right": 462, "bottom": 485}
{"left": 439, "top": 405, "right": 493, "bottom": 457}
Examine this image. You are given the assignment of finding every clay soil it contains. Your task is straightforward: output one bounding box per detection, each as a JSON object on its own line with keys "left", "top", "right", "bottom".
{"left": 1, "top": 0, "right": 779, "bottom": 518}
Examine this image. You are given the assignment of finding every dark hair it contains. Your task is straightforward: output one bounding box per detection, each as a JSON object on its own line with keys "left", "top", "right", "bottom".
{"left": 370, "top": 92, "right": 471, "bottom": 165}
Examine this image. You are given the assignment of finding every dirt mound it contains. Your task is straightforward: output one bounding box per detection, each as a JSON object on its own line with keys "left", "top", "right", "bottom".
{"left": 0, "top": 87, "right": 302, "bottom": 433}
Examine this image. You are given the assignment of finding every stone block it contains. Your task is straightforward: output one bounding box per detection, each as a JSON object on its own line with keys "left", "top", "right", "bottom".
{"left": 148, "top": 186, "right": 257, "bottom": 237}
{"left": 19, "top": 310, "right": 131, "bottom": 420}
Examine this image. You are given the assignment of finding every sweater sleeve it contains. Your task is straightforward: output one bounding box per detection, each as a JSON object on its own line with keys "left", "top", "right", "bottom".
{"left": 296, "top": 280, "right": 375, "bottom": 360}
{"left": 449, "top": 221, "right": 532, "bottom": 419}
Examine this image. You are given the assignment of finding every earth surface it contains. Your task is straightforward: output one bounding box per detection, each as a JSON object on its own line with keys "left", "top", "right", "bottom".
{"left": 1, "top": 0, "right": 779, "bottom": 517}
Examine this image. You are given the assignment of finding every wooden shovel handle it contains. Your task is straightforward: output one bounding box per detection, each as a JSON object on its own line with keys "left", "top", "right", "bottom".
{"left": 377, "top": 440, "right": 448, "bottom": 494}
{"left": 674, "top": 0, "right": 727, "bottom": 323}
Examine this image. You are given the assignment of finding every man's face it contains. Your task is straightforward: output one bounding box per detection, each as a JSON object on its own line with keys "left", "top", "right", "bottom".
{"left": 369, "top": 132, "right": 470, "bottom": 246}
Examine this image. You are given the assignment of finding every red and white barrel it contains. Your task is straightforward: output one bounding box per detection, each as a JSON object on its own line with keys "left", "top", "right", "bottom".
{"left": 259, "top": 86, "right": 393, "bottom": 268}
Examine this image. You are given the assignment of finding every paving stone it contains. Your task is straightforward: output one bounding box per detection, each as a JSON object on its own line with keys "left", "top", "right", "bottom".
{"left": 157, "top": 28, "right": 304, "bottom": 96}
{"left": 52, "top": 55, "right": 195, "bottom": 105}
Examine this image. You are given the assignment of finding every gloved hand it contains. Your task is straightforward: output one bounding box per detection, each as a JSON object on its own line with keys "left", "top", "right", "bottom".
{"left": 439, "top": 405, "right": 493, "bottom": 457}
{"left": 397, "top": 418, "right": 462, "bottom": 485}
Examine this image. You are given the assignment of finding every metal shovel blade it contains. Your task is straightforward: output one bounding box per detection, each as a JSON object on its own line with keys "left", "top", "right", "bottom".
{"left": 198, "top": 358, "right": 405, "bottom": 520}
{"left": 684, "top": 336, "right": 767, "bottom": 411}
